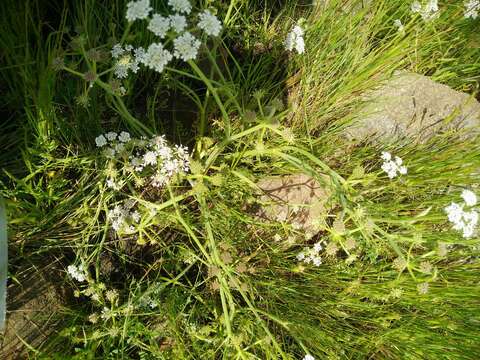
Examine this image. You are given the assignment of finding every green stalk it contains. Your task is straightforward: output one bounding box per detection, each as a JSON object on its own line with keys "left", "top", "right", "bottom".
{"left": 188, "top": 60, "right": 231, "bottom": 138}
{"left": 224, "top": 0, "right": 238, "bottom": 26}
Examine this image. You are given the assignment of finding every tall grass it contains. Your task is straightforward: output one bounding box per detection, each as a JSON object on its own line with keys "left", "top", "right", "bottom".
{"left": 1, "top": 0, "right": 479, "bottom": 359}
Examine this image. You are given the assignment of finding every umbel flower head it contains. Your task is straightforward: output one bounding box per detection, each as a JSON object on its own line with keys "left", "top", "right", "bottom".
{"left": 126, "top": 0, "right": 152, "bottom": 22}
{"left": 297, "top": 241, "right": 324, "bottom": 267}
{"left": 143, "top": 43, "right": 173, "bottom": 73}
{"left": 462, "top": 189, "right": 477, "bottom": 207}
{"left": 169, "top": 14, "right": 188, "bottom": 33}
{"left": 67, "top": 264, "right": 87, "bottom": 282}
{"left": 285, "top": 24, "right": 305, "bottom": 54}
{"left": 393, "top": 19, "right": 404, "bottom": 32}
{"left": 168, "top": 0, "right": 192, "bottom": 14}
{"left": 174, "top": 32, "right": 201, "bottom": 61}
{"left": 444, "top": 189, "right": 478, "bottom": 239}
{"left": 380, "top": 152, "right": 407, "bottom": 179}
{"left": 197, "top": 10, "right": 222, "bottom": 36}
{"left": 111, "top": 44, "right": 145, "bottom": 78}
{"left": 411, "top": 0, "right": 439, "bottom": 21}
{"left": 148, "top": 14, "right": 170, "bottom": 38}
{"left": 96, "top": 131, "right": 190, "bottom": 190}
{"left": 118, "top": 1, "right": 224, "bottom": 77}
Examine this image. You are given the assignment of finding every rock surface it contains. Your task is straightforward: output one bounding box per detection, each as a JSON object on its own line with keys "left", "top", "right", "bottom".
{"left": 344, "top": 72, "right": 480, "bottom": 143}
{"left": 256, "top": 174, "right": 331, "bottom": 236}
{"left": 0, "top": 266, "right": 62, "bottom": 358}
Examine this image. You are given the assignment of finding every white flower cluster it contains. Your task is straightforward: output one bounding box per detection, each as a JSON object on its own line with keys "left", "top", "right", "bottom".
{"left": 67, "top": 264, "right": 87, "bottom": 282}
{"left": 381, "top": 152, "right": 407, "bottom": 179}
{"left": 393, "top": 19, "right": 405, "bottom": 32}
{"left": 170, "top": 14, "right": 187, "bottom": 33}
{"left": 148, "top": 14, "right": 170, "bottom": 37}
{"left": 173, "top": 32, "right": 201, "bottom": 61}
{"left": 285, "top": 25, "right": 305, "bottom": 54}
{"left": 464, "top": 0, "right": 480, "bottom": 19}
{"left": 197, "top": 10, "right": 222, "bottom": 36}
{"left": 296, "top": 241, "right": 324, "bottom": 266}
{"left": 444, "top": 189, "right": 478, "bottom": 238}
{"left": 126, "top": 0, "right": 152, "bottom": 22}
{"left": 411, "top": 0, "right": 439, "bottom": 21}
{"left": 147, "top": 13, "right": 187, "bottom": 37}
{"left": 95, "top": 131, "right": 131, "bottom": 148}
{"left": 96, "top": 131, "right": 129, "bottom": 189}
{"left": 143, "top": 43, "right": 174, "bottom": 73}
{"left": 121, "top": 0, "right": 222, "bottom": 74}
{"left": 108, "top": 201, "right": 141, "bottom": 234}
{"left": 130, "top": 135, "right": 190, "bottom": 187}
{"left": 111, "top": 44, "right": 145, "bottom": 78}
{"left": 168, "top": 0, "right": 192, "bottom": 14}
{"left": 303, "top": 355, "right": 315, "bottom": 360}
{"left": 96, "top": 131, "right": 190, "bottom": 190}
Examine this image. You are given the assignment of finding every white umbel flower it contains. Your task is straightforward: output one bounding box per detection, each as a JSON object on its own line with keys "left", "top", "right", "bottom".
{"left": 461, "top": 189, "right": 477, "bottom": 207}
{"left": 111, "top": 44, "right": 144, "bottom": 78}
{"left": 143, "top": 43, "right": 173, "bottom": 73}
{"left": 67, "top": 265, "right": 87, "bottom": 282}
{"left": 126, "top": 0, "right": 152, "bottom": 22}
{"left": 169, "top": 14, "right": 187, "bottom": 33}
{"left": 445, "top": 202, "right": 464, "bottom": 225}
{"left": 303, "top": 355, "right": 315, "bottom": 360}
{"left": 464, "top": 0, "right": 480, "bottom": 19}
{"left": 444, "top": 198, "right": 478, "bottom": 239}
{"left": 285, "top": 25, "right": 305, "bottom": 54}
{"left": 411, "top": 1, "right": 422, "bottom": 12}
{"left": 462, "top": 211, "right": 478, "bottom": 238}
{"left": 411, "top": 0, "right": 439, "bottom": 21}
{"left": 381, "top": 151, "right": 392, "bottom": 161}
{"left": 118, "top": 131, "right": 131, "bottom": 143}
{"left": 168, "top": 0, "right": 192, "bottom": 14}
{"left": 381, "top": 152, "right": 407, "bottom": 179}
{"left": 148, "top": 14, "right": 170, "bottom": 38}
{"left": 143, "top": 151, "right": 157, "bottom": 166}
{"left": 297, "top": 241, "right": 325, "bottom": 267}
{"left": 111, "top": 44, "right": 124, "bottom": 58}
{"left": 393, "top": 19, "right": 405, "bottom": 32}
{"left": 198, "top": 10, "right": 222, "bottom": 36}
{"left": 134, "top": 47, "right": 147, "bottom": 65}
{"left": 106, "top": 131, "right": 118, "bottom": 141}
{"left": 95, "top": 134, "right": 107, "bottom": 147}
{"left": 174, "top": 32, "right": 201, "bottom": 61}
{"left": 106, "top": 178, "right": 121, "bottom": 190}
{"left": 425, "top": 0, "right": 438, "bottom": 12}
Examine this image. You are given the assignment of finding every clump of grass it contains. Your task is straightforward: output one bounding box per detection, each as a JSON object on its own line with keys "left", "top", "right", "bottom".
{"left": 1, "top": 0, "right": 479, "bottom": 359}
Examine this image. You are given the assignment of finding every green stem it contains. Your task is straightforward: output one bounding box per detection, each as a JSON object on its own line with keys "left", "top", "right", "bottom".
{"left": 188, "top": 60, "right": 231, "bottom": 138}
{"left": 63, "top": 66, "right": 84, "bottom": 77}
{"left": 120, "top": 22, "right": 132, "bottom": 45}
{"left": 224, "top": 0, "right": 237, "bottom": 26}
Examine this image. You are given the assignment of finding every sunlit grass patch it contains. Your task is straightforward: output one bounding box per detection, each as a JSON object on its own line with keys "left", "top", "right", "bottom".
{"left": 0, "top": 0, "right": 479, "bottom": 358}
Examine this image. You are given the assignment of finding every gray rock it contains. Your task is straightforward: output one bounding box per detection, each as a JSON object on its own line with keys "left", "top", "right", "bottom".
{"left": 344, "top": 72, "right": 480, "bottom": 143}
{"left": 255, "top": 174, "right": 332, "bottom": 237}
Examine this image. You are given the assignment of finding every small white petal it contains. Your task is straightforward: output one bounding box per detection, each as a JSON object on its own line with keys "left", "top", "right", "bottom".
{"left": 461, "top": 189, "right": 477, "bottom": 207}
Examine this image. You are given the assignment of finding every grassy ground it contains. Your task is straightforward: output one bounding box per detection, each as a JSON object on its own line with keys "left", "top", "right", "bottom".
{"left": 1, "top": 0, "right": 479, "bottom": 359}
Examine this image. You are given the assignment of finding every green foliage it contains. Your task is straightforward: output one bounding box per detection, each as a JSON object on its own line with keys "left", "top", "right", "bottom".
{"left": 1, "top": 0, "right": 479, "bottom": 359}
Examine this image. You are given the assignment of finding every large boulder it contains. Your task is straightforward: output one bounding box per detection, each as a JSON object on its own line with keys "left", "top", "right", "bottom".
{"left": 344, "top": 72, "right": 480, "bottom": 143}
